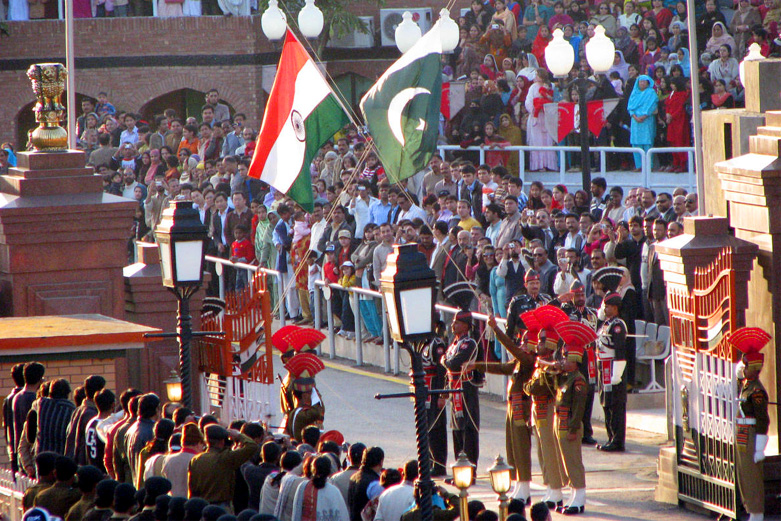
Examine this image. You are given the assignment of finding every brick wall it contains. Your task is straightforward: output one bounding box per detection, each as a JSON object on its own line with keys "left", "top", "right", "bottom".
{"left": 0, "top": 356, "right": 118, "bottom": 467}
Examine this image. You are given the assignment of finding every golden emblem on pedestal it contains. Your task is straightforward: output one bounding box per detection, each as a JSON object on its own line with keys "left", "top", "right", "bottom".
{"left": 26, "top": 63, "right": 69, "bottom": 152}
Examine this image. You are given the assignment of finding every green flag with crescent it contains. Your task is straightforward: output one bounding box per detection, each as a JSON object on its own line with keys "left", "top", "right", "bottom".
{"left": 360, "top": 24, "right": 442, "bottom": 185}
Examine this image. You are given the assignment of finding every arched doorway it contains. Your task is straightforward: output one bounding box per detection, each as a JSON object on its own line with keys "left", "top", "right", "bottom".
{"left": 332, "top": 73, "right": 373, "bottom": 120}
{"left": 139, "top": 89, "right": 235, "bottom": 126}
{"left": 14, "top": 93, "right": 96, "bottom": 151}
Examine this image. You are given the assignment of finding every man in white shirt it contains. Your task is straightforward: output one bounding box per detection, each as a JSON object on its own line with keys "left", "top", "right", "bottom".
{"left": 563, "top": 214, "right": 585, "bottom": 252}
{"left": 553, "top": 248, "right": 590, "bottom": 296}
{"left": 119, "top": 114, "right": 139, "bottom": 146}
{"left": 309, "top": 203, "right": 328, "bottom": 255}
{"left": 374, "top": 460, "right": 417, "bottom": 521}
{"left": 348, "top": 182, "right": 377, "bottom": 240}
{"left": 121, "top": 167, "right": 140, "bottom": 199}
{"left": 397, "top": 192, "right": 427, "bottom": 223}
{"left": 484, "top": 203, "right": 502, "bottom": 244}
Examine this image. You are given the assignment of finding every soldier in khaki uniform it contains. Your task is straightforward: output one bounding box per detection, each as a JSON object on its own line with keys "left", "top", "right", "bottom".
{"left": 275, "top": 330, "right": 325, "bottom": 421}
{"left": 524, "top": 305, "right": 569, "bottom": 510}
{"left": 282, "top": 353, "right": 325, "bottom": 442}
{"left": 730, "top": 327, "right": 771, "bottom": 521}
{"left": 552, "top": 321, "right": 596, "bottom": 516}
{"left": 475, "top": 314, "right": 537, "bottom": 503}
{"left": 188, "top": 424, "right": 259, "bottom": 510}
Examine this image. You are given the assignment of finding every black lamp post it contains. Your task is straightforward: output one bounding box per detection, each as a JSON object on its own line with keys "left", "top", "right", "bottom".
{"left": 154, "top": 200, "right": 209, "bottom": 410}
{"left": 376, "top": 243, "right": 459, "bottom": 521}
{"left": 545, "top": 26, "right": 615, "bottom": 192}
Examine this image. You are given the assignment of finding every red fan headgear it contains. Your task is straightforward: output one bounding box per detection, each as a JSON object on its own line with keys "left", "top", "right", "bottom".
{"left": 729, "top": 327, "right": 771, "bottom": 367}
{"left": 285, "top": 353, "right": 325, "bottom": 392}
{"left": 533, "top": 305, "right": 569, "bottom": 343}
{"left": 555, "top": 321, "right": 598, "bottom": 363}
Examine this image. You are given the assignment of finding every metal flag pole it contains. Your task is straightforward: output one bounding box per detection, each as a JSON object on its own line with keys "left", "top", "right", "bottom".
{"left": 685, "top": 0, "right": 705, "bottom": 211}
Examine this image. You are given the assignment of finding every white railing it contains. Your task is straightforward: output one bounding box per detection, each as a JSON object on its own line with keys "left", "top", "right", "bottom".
{"left": 437, "top": 144, "right": 696, "bottom": 193}
{"left": 0, "top": 469, "right": 36, "bottom": 521}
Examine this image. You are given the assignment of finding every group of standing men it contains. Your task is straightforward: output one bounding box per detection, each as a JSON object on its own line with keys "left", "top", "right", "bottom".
{"left": 423, "top": 266, "right": 632, "bottom": 516}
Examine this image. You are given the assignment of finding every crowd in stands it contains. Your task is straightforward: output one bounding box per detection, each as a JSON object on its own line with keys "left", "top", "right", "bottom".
{"left": 5, "top": 361, "right": 557, "bottom": 521}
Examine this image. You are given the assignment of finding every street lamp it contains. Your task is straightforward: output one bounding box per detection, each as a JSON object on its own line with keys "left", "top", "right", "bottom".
{"left": 155, "top": 200, "right": 209, "bottom": 410}
{"left": 437, "top": 8, "right": 460, "bottom": 53}
{"left": 261, "top": 0, "right": 287, "bottom": 41}
{"left": 545, "top": 26, "right": 615, "bottom": 191}
{"left": 451, "top": 451, "right": 475, "bottom": 521}
{"left": 164, "top": 370, "right": 183, "bottom": 403}
{"left": 395, "top": 11, "right": 422, "bottom": 53}
{"left": 739, "top": 42, "right": 765, "bottom": 88}
{"left": 377, "top": 243, "right": 444, "bottom": 521}
{"left": 488, "top": 455, "right": 513, "bottom": 521}
{"left": 298, "top": 0, "right": 324, "bottom": 39}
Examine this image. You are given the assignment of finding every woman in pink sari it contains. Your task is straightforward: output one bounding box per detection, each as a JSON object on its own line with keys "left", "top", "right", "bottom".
{"left": 524, "top": 68, "right": 558, "bottom": 171}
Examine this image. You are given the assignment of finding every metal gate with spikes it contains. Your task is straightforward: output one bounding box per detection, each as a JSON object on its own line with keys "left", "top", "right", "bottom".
{"left": 668, "top": 249, "right": 740, "bottom": 518}
{"left": 196, "top": 270, "right": 275, "bottom": 424}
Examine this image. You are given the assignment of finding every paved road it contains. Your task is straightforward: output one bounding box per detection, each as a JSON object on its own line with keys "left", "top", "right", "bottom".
{"left": 272, "top": 356, "right": 705, "bottom": 520}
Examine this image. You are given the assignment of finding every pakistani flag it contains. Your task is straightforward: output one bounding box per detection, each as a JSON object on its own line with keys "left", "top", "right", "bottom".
{"left": 360, "top": 24, "right": 442, "bottom": 184}
{"left": 248, "top": 30, "right": 349, "bottom": 212}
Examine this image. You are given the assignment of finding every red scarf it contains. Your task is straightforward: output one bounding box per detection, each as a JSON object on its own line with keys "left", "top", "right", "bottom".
{"left": 300, "top": 482, "right": 320, "bottom": 521}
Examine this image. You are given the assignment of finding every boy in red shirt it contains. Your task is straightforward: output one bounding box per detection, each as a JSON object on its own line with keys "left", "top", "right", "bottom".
{"left": 230, "top": 224, "right": 255, "bottom": 291}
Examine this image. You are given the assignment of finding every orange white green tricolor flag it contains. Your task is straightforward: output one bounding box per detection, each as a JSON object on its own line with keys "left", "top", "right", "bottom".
{"left": 248, "top": 30, "right": 349, "bottom": 213}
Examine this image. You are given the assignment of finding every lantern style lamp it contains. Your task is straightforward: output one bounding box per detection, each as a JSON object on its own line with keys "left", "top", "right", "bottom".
{"left": 154, "top": 200, "right": 209, "bottom": 409}
{"left": 298, "top": 0, "right": 323, "bottom": 39}
{"left": 488, "top": 455, "right": 513, "bottom": 521}
{"left": 438, "top": 8, "right": 460, "bottom": 53}
{"left": 395, "top": 11, "right": 422, "bottom": 53}
{"left": 261, "top": 0, "right": 287, "bottom": 41}
{"left": 544, "top": 28, "right": 575, "bottom": 78}
{"left": 164, "top": 371, "right": 183, "bottom": 403}
{"left": 585, "top": 25, "right": 615, "bottom": 73}
{"left": 379, "top": 243, "right": 437, "bottom": 343}
{"left": 451, "top": 451, "right": 475, "bottom": 521}
{"left": 739, "top": 42, "right": 765, "bottom": 87}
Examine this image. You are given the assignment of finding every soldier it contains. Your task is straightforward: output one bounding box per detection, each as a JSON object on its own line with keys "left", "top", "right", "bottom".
{"left": 274, "top": 326, "right": 325, "bottom": 420}
{"left": 730, "top": 327, "right": 771, "bottom": 521}
{"left": 505, "top": 270, "right": 552, "bottom": 342}
{"left": 423, "top": 322, "right": 449, "bottom": 477}
{"left": 474, "top": 314, "right": 537, "bottom": 503}
{"left": 595, "top": 292, "right": 627, "bottom": 452}
{"left": 442, "top": 311, "right": 481, "bottom": 467}
{"left": 559, "top": 280, "right": 599, "bottom": 445}
{"left": 524, "top": 305, "right": 569, "bottom": 509}
{"left": 283, "top": 353, "right": 325, "bottom": 442}
{"left": 552, "top": 321, "right": 596, "bottom": 516}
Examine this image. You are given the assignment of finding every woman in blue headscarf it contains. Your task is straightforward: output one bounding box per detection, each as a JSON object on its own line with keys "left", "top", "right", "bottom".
{"left": 677, "top": 47, "right": 691, "bottom": 77}
{"left": 627, "top": 75, "right": 659, "bottom": 170}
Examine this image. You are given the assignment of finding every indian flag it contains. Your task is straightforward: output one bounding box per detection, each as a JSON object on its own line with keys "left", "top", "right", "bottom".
{"left": 248, "top": 30, "right": 348, "bottom": 212}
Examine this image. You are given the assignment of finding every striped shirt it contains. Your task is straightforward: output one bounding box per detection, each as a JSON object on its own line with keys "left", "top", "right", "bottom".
{"left": 31, "top": 398, "right": 76, "bottom": 456}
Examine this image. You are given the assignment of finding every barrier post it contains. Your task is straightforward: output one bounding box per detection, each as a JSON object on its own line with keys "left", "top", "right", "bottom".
{"left": 313, "top": 285, "right": 322, "bottom": 356}
{"left": 327, "top": 290, "right": 335, "bottom": 359}
{"left": 381, "top": 296, "right": 391, "bottom": 373}
{"left": 353, "top": 290, "right": 363, "bottom": 366}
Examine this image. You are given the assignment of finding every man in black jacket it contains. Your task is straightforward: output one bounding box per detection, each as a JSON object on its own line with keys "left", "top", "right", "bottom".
{"left": 458, "top": 164, "right": 484, "bottom": 222}
{"left": 348, "top": 446, "right": 384, "bottom": 521}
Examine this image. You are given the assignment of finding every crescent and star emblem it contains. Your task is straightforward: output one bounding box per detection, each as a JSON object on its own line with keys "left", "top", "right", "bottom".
{"left": 387, "top": 87, "right": 431, "bottom": 147}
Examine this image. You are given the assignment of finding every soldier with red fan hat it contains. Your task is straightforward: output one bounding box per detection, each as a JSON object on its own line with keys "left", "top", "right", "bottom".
{"left": 273, "top": 326, "right": 326, "bottom": 421}
{"left": 441, "top": 311, "right": 481, "bottom": 469}
{"left": 559, "top": 280, "right": 599, "bottom": 446}
{"left": 283, "top": 353, "right": 325, "bottom": 443}
{"left": 731, "top": 327, "right": 771, "bottom": 521}
{"left": 595, "top": 291, "right": 627, "bottom": 453}
{"left": 552, "top": 321, "right": 596, "bottom": 516}
{"left": 523, "top": 305, "right": 568, "bottom": 510}
{"left": 505, "top": 269, "right": 552, "bottom": 343}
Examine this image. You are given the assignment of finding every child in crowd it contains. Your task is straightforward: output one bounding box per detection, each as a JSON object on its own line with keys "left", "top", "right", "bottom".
{"left": 609, "top": 71, "right": 624, "bottom": 95}
{"left": 307, "top": 251, "right": 323, "bottom": 328}
{"left": 337, "top": 261, "right": 357, "bottom": 340}
{"left": 292, "top": 210, "right": 312, "bottom": 324}
{"left": 230, "top": 224, "right": 255, "bottom": 291}
{"left": 95, "top": 92, "right": 117, "bottom": 117}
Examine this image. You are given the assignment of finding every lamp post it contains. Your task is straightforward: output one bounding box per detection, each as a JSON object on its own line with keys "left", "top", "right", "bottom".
{"left": 545, "top": 26, "right": 615, "bottom": 191}
{"left": 376, "top": 243, "right": 460, "bottom": 521}
{"left": 298, "top": 0, "right": 324, "bottom": 39}
{"left": 395, "top": 11, "right": 422, "bottom": 53}
{"left": 488, "top": 455, "right": 513, "bottom": 521}
{"left": 164, "top": 370, "right": 183, "bottom": 403}
{"left": 261, "top": 0, "right": 287, "bottom": 41}
{"left": 451, "top": 451, "right": 475, "bottom": 521}
{"left": 154, "top": 200, "right": 209, "bottom": 410}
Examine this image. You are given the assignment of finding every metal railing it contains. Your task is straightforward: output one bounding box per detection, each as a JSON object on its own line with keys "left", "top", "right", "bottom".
{"left": 437, "top": 144, "right": 696, "bottom": 192}
{"left": 0, "top": 470, "right": 36, "bottom": 521}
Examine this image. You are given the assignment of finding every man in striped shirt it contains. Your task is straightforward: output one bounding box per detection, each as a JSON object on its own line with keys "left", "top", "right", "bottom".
{"left": 28, "top": 379, "right": 75, "bottom": 457}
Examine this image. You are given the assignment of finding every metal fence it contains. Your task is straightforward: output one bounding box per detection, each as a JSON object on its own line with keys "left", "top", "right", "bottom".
{"left": 437, "top": 144, "right": 696, "bottom": 193}
{"left": 0, "top": 470, "right": 36, "bottom": 521}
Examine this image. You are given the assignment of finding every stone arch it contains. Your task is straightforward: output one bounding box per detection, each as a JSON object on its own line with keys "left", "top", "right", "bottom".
{"left": 138, "top": 87, "right": 238, "bottom": 127}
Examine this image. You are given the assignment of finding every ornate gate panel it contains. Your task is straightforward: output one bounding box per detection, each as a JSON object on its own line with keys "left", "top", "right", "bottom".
{"left": 669, "top": 249, "right": 739, "bottom": 518}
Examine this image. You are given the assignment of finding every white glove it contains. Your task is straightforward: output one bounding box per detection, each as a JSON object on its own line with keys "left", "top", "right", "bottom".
{"left": 610, "top": 361, "right": 626, "bottom": 386}
{"left": 754, "top": 434, "right": 768, "bottom": 463}
{"left": 736, "top": 360, "right": 746, "bottom": 380}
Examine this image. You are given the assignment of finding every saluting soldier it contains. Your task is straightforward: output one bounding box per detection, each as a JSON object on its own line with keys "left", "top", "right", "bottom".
{"left": 442, "top": 311, "right": 481, "bottom": 467}
{"left": 474, "top": 314, "right": 537, "bottom": 503}
{"left": 730, "top": 327, "right": 771, "bottom": 521}
{"left": 423, "top": 323, "right": 449, "bottom": 477}
{"left": 552, "top": 321, "right": 596, "bottom": 516}
{"left": 505, "top": 270, "right": 552, "bottom": 342}
{"left": 524, "top": 305, "right": 569, "bottom": 509}
{"left": 595, "top": 292, "right": 627, "bottom": 452}
{"left": 559, "top": 280, "right": 599, "bottom": 445}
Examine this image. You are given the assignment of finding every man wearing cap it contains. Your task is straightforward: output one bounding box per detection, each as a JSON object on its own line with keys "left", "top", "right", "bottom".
{"left": 284, "top": 375, "right": 325, "bottom": 443}
{"left": 551, "top": 323, "right": 591, "bottom": 515}
{"left": 731, "top": 328, "right": 771, "bottom": 521}
{"left": 442, "top": 312, "right": 481, "bottom": 466}
{"left": 317, "top": 205, "right": 354, "bottom": 258}
{"left": 505, "top": 269, "right": 552, "bottom": 343}
{"left": 188, "top": 424, "right": 258, "bottom": 509}
{"left": 559, "top": 281, "right": 599, "bottom": 445}
{"left": 595, "top": 293, "right": 627, "bottom": 452}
